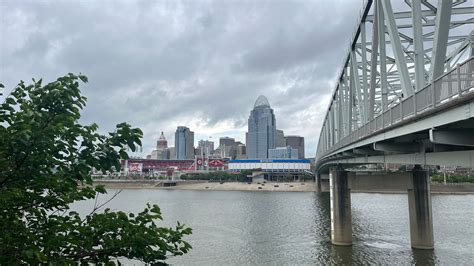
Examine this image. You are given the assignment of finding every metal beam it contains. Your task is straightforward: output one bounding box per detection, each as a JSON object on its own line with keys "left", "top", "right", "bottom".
{"left": 347, "top": 75, "right": 353, "bottom": 133}
{"left": 381, "top": 0, "right": 413, "bottom": 97}
{"left": 429, "top": 0, "right": 453, "bottom": 81}
{"left": 360, "top": 22, "right": 369, "bottom": 122}
{"left": 319, "top": 150, "right": 474, "bottom": 169}
{"left": 353, "top": 147, "right": 381, "bottom": 155}
{"left": 421, "top": 0, "right": 437, "bottom": 13}
{"left": 368, "top": 0, "right": 379, "bottom": 120}
{"left": 374, "top": 141, "right": 423, "bottom": 153}
{"left": 366, "top": 7, "right": 474, "bottom": 20}
{"left": 412, "top": 0, "right": 426, "bottom": 92}
{"left": 378, "top": 0, "right": 388, "bottom": 111}
{"left": 350, "top": 50, "right": 364, "bottom": 124}
{"left": 429, "top": 129, "right": 474, "bottom": 147}
{"left": 338, "top": 86, "right": 343, "bottom": 141}
{"left": 330, "top": 107, "right": 335, "bottom": 147}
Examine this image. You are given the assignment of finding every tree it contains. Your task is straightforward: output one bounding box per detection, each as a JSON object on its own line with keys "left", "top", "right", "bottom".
{"left": 0, "top": 74, "right": 192, "bottom": 264}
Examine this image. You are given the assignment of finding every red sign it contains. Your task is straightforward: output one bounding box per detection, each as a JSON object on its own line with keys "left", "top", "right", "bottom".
{"left": 196, "top": 158, "right": 204, "bottom": 166}
{"left": 208, "top": 159, "right": 224, "bottom": 167}
{"left": 128, "top": 163, "right": 142, "bottom": 172}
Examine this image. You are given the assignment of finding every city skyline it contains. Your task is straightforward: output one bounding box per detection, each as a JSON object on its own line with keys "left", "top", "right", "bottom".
{"left": 145, "top": 95, "right": 305, "bottom": 160}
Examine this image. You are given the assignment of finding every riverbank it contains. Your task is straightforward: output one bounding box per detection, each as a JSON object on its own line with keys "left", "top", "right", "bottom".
{"left": 93, "top": 180, "right": 316, "bottom": 192}
{"left": 162, "top": 181, "right": 317, "bottom": 192}
{"left": 93, "top": 180, "right": 474, "bottom": 193}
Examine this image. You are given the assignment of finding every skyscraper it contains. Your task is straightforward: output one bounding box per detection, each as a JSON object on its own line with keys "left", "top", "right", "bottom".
{"left": 219, "top": 137, "right": 236, "bottom": 147}
{"left": 276, "top": 129, "right": 285, "bottom": 147}
{"left": 175, "top": 126, "right": 194, "bottom": 159}
{"left": 197, "top": 139, "right": 214, "bottom": 156}
{"left": 156, "top": 131, "right": 168, "bottom": 149}
{"left": 149, "top": 132, "right": 170, "bottom": 160}
{"left": 247, "top": 95, "right": 277, "bottom": 158}
{"left": 285, "top": 135, "right": 305, "bottom": 159}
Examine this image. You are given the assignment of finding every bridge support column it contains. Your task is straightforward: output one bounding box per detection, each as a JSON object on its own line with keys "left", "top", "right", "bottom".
{"left": 408, "top": 165, "right": 434, "bottom": 249}
{"left": 330, "top": 165, "right": 352, "bottom": 245}
{"left": 316, "top": 173, "right": 322, "bottom": 192}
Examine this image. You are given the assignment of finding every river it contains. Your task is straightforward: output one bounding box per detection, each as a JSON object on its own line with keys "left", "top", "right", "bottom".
{"left": 72, "top": 189, "right": 474, "bottom": 265}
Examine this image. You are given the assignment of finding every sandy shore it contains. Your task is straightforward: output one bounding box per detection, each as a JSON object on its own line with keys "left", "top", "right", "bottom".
{"left": 93, "top": 180, "right": 474, "bottom": 193}
{"left": 162, "top": 181, "right": 317, "bottom": 192}
{"left": 93, "top": 180, "right": 317, "bottom": 192}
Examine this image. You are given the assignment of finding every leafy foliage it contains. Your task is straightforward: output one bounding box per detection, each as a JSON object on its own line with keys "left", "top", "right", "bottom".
{"left": 0, "top": 74, "right": 191, "bottom": 264}
{"left": 431, "top": 174, "right": 474, "bottom": 183}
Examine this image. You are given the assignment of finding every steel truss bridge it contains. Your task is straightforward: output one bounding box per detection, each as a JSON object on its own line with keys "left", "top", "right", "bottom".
{"left": 313, "top": 0, "right": 474, "bottom": 249}
{"left": 315, "top": 0, "right": 474, "bottom": 173}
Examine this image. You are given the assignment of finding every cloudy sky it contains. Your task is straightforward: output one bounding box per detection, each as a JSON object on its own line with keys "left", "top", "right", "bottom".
{"left": 0, "top": 0, "right": 363, "bottom": 158}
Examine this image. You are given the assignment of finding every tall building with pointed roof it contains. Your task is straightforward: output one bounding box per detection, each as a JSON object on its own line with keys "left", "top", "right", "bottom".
{"left": 156, "top": 131, "right": 168, "bottom": 149}
{"left": 246, "top": 95, "right": 277, "bottom": 158}
{"left": 150, "top": 132, "right": 170, "bottom": 160}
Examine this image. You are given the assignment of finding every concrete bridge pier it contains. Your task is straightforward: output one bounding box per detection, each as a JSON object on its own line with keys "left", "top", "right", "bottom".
{"left": 316, "top": 173, "right": 322, "bottom": 192}
{"left": 330, "top": 165, "right": 352, "bottom": 246}
{"left": 408, "top": 165, "right": 434, "bottom": 249}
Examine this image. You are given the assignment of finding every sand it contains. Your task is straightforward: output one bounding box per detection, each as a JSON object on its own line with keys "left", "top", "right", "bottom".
{"left": 161, "top": 181, "right": 317, "bottom": 192}
{"left": 94, "top": 180, "right": 317, "bottom": 192}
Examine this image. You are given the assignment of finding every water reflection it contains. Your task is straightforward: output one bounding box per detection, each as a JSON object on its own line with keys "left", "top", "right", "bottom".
{"left": 411, "top": 249, "right": 439, "bottom": 265}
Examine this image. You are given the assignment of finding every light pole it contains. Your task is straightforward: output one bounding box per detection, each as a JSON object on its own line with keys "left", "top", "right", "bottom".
{"left": 443, "top": 165, "right": 447, "bottom": 185}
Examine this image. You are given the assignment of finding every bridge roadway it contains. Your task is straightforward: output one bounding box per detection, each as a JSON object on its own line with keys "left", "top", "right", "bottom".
{"left": 314, "top": 0, "right": 474, "bottom": 250}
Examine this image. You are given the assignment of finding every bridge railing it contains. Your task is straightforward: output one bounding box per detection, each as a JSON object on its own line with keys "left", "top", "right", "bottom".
{"left": 317, "top": 57, "right": 474, "bottom": 161}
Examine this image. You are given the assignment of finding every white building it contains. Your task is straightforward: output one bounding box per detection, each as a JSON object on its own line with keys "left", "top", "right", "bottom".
{"left": 228, "top": 159, "right": 311, "bottom": 173}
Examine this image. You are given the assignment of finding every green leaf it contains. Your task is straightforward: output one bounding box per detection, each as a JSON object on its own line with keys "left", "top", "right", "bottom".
{"left": 95, "top": 184, "right": 107, "bottom": 194}
{"left": 78, "top": 74, "right": 88, "bottom": 83}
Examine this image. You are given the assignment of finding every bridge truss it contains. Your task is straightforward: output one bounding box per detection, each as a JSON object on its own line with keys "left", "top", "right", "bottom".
{"left": 316, "top": 0, "right": 474, "bottom": 170}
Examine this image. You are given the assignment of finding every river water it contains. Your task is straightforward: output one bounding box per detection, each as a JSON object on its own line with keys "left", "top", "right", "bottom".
{"left": 72, "top": 189, "right": 474, "bottom": 265}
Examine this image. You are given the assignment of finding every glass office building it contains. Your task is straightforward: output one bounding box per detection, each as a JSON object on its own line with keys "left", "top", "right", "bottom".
{"left": 175, "top": 126, "right": 194, "bottom": 159}
{"left": 246, "top": 95, "right": 277, "bottom": 158}
{"left": 268, "top": 146, "right": 298, "bottom": 159}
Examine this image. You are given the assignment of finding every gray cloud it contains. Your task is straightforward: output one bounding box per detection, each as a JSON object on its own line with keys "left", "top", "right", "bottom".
{"left": 1, "top": 0, "right": 362, "bottom": 157}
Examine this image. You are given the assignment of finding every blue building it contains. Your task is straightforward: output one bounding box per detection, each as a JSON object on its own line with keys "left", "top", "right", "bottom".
{"left": 246, "top": 95, "right": 277, "bottom": 158}
{"left": 175, "top": 126, "right": 194, "bottom": 159}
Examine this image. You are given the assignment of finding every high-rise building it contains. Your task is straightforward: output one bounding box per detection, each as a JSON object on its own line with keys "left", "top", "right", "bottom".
{"left": 276, "top": 129, "right": 285, "bottom": 147}
{"left": 219, "top": 137, "right": 236, "bottom": 147}
{"left": 215, "top": 137, "right": 246, "bottom": 159}
{"left": 168, "top": 147, "right": 176, "bottom": 160}
{"left": 156, "top": 131, "right": 168, "bottom": 149}
{"left": 149, "top": 132, "right": 170, "bottom": 160}
{"left": 247, "top": 95, "right": 277, "bottom": 158}
{"left": 151, "top": 149, "right": 169, "bottom": 160}
{"left": 235, "top": 144, "right": 246, "bottom": 159}
{"left": 198, "top": 140, "right": 214, "bottom": 152}
{"left": 175, "top": 126, "right": 194, "bottom": 159}
{"left": 196, "top": 140, "right": 214, "bottom": 156}
{"left": 285, "top": 135, "right": 305, "bottom": 159}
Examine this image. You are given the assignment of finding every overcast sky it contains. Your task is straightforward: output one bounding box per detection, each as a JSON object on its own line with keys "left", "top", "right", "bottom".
{"left": 0, "top": 0, "right": 363, "bottom": 158}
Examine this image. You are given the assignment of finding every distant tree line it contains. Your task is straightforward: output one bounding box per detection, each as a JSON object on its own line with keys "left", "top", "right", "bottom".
{"left": 181, "top": 169, "right": 262, "bottom": 182}
{"left": 431, "top": 174, "right": 474, "bottom": 184}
